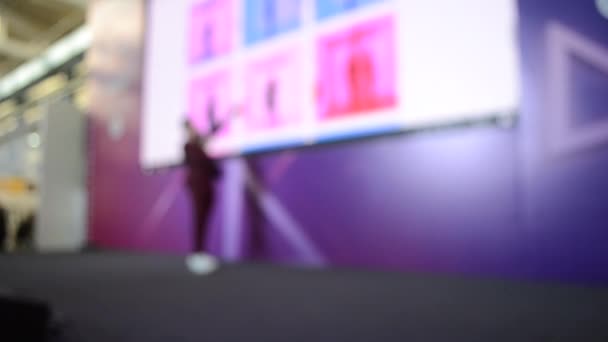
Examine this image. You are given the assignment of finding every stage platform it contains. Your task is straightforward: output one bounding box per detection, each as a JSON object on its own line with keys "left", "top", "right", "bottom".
{"left": 1, "top": 252, "right": 608, "bottom": 341}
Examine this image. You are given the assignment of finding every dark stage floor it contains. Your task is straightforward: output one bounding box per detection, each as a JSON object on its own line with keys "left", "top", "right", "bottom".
{"left": 1, "top": 252, "right": 608, "bottom": 341}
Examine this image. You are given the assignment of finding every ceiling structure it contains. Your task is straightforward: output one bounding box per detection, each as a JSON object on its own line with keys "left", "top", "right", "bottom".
{"left": 0, "top": 0, "right": 87, "bottom": 77}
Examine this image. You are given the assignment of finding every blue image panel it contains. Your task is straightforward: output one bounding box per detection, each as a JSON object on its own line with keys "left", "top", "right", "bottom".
{"left": 316, "top": 0, "right": 386, "bottom": 20}
{"left": 244, "top": 0, "right": 301, "bottom": 45}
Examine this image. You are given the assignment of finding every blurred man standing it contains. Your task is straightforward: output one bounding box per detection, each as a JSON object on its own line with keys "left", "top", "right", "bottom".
{"left": 184, "top": 118, "right": 220, "bottom": 253}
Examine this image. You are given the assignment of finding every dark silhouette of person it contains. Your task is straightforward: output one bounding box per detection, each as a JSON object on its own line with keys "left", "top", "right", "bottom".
{"left": 206, "top": 98, "right": 217, "bottom": 128}
{"left": 184, "top": 100, "right": 223, "bottom": 253}
{"left": 203, "top": 23, "right": 214, "bottom": 59}
{"left": 341, "top": 0, "right": 358, "bottom": 10}
{"left": 16, "top": 214, "right": 35, "bottom": 251}
{"left": 265, "top": 79, "right": 278, "bottom": 125}
{"left": 0, "top": 206, "right": 6, "bottom": 253}
{"left": 263, "top": 0, "right": 277, "bottom": 36}
{"left": 244, "top": 157, "right": 266, "bottom": 259}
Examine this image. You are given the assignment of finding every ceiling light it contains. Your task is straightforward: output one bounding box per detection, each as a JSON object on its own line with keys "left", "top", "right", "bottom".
{"left": 27, "top": 132, "right": 41, "bottom": 149}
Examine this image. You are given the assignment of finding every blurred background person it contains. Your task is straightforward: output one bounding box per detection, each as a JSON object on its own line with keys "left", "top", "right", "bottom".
{"left": 184, "top": 118, "right": 221, "bottom": 255}
{"left": 183, "top": 101, "right": 242, "bottom": 272}
{"left": 203, "top": 23, "right": 214, "bottom": 59}
{"left": 262, "top": 0, "right": 277, "bottom": 36}
{"left": 265, "top": 79, "right": 278, "bottom": 126}
{"left": 347, "top": 32, "right": 376, "bottom": 112}
{"left": 340, "top": 0, "right": 358, "bottom": 10}
{"left": 0, "top": 180, "right": 39, "bottom": 253}
{"left": 0, "top": 205, "right": 6, "bottom": 253}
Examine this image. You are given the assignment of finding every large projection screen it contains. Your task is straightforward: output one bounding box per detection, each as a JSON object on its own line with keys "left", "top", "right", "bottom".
{"left": 141, "top": 0, "right": 519, "bottom": 169}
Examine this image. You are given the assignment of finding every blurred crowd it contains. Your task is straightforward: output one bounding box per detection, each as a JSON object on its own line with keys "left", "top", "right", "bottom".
{"left": 0, "top": 179, "right": 38, "bottom": 253}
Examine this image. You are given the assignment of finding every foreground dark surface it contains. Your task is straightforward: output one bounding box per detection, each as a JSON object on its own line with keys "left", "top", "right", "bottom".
{"left": 1, "top": 252, "right": 608, "bottom": 341}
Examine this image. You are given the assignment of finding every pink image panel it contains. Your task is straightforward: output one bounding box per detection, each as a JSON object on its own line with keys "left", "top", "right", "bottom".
{"left": 189, "top": 0, "right": 233, "bottom": 64}
{"left": 317, "top": 15, "right": 397, "bottom": 120}
{"left": 244, "top": 49, "right": 303, "bottom": 133}
{"left": 188, "top": 70, "right": 233, "bottom": 137}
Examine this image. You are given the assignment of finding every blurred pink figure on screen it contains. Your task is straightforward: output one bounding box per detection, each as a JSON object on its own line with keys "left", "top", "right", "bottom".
{"left": 317, "top": 15, "right": 397, "bottom": 120}
{"left": 244, "top": 50, "right": 302, "bottom": 132}
{"left": 188, "top": 70, "right": 232, "bottom": 137}
{"left": 189, "top": 0, "right": 233, "bottom": 64}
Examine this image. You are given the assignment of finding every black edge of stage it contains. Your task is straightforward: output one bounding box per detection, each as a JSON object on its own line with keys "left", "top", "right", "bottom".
{"left": 1, "top": 252, "right": 608, "bottom": 342}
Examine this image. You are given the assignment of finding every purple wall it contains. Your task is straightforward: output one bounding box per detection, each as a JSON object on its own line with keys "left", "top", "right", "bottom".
{"left": 517, "top": 0, "right": 608, "bottom": 281}
{"left": 88, "top": 0, "right": 608, "bottom": 283}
